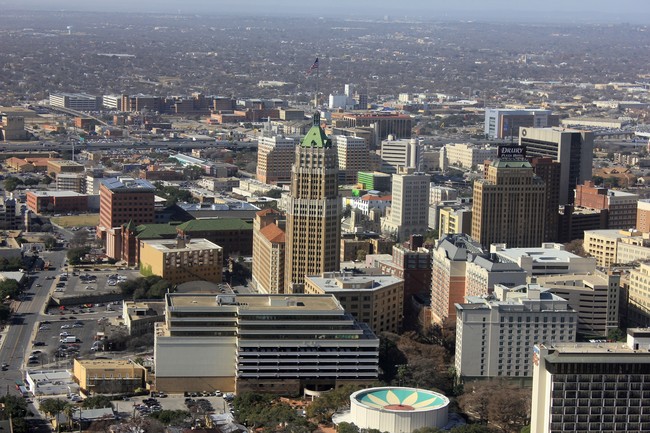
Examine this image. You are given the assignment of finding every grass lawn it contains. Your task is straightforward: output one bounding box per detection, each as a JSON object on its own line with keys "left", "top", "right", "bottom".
{"left": 51, "top": 214, "right": 100, "bottom": 228}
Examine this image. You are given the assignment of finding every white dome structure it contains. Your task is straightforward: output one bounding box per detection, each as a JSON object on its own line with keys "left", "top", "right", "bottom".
{"left": 343, "top": 386, "right": 450, "bottom": 433}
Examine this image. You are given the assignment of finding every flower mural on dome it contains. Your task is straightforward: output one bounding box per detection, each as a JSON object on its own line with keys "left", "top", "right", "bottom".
{"left": 356, "top": 388, "right": 446, "bottom": 411}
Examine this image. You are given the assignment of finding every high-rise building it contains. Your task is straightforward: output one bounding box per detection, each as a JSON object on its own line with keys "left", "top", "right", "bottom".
{"left": 56, "top": 173, "right": 85, "bottom": 193}
{"left": 627, "top": 263, "right": 650, "bottom": 327}
{"left": 531, "top": 337, "right": 650, "bottom": 433}
{"left": 381, "top": 168, "right": 429, "bottom": 242}
{"left": 285, "top": 114, "right": 340, "bottom": 293}
{"left": 519, "top": 127, "right": 594, "bottom": 205}
{"left": 256, "top": 133, "right": 295, "bottom": 184}
{"left": 455, "top": 284, "right": 577, "bottom": 378}
{"left": 529, "top": 157, "right": 562, "bottom": 242}
{"left": 471, "top": 159, "right": 546, "bottom": 248}
{"left": 97, "top": 177, "right": 155, "bottom": 239}
{"left": 252, "top": 209, "right": 286, "bottom": 294}
{"left": 484, "top": 108, "right": 559, "bottom": 139}
{"left": 334, "top": 135, "right": 369, "bottom": 184}
{"left": 439, "top": 143, "right": 498, "bottom": 171}
{"left": 636, "top": 199, "right": 650, "bottom": 232}
{"left": 380, "top": 136, "right": 422, "bottom": 174}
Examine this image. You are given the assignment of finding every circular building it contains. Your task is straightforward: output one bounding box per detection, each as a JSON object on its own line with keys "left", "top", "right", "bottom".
{"left": 347, "top": 387, "right": 449, "bottom": 432}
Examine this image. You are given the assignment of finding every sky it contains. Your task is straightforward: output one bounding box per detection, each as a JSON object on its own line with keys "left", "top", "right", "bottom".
{"left": 3, "top": 0, "right": 650, "bottom": 23}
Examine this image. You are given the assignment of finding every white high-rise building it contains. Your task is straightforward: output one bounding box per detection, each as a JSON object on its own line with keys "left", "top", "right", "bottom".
{"left": 380, "top": 136, "right": 423, "bottom": 173}
{"left": 333, "top": 135, "right": 369, "bottom": 184}
{"left": 455, "top": 283, "right": 577, "bottom": 379}
{"left": 381, "top": 168, "right": 429, "bottom": 241}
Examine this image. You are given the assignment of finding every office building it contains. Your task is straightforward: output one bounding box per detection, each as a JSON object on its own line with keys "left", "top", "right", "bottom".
{"left": 557, "top": 205, "right": 608, "bottom": 243}
{"left": 97, "top": 177, "right": 155, "bottom": 239}
{"left": 252, "top": 209, "right": 286, "bottom": 294}
{"left": 533, "top": 271, "right": 620, "bottom": 336}
{"left": 455, "top": 284, "right": 577, "bottom": 379}
{"left": 464, "top": 254, "right": 527, "bottom": 298}
{"left": 139, "top": 237, "right": 223, "bottom": 284}
{"left": 357, "top": 171, "right": 391, "bottom": 192}
{"left": 304, "top": 271, "right": 404, "bottom": 334}
{"left": 530, "top": 157, "right": 562, "bottom": 242}
{"left": 471, "top": 159, "right": 546, "bottom": 248}
{"left": 56, "top": 173, "right": 85, "bottom": 193}
{"left": 102, "top": 94, "right": 123, "bottom": 110}
{"left": 49, "top": 93, "right": 102, "bottom": 111}
{"left": 429, "top": 185, "right": 458, "bottom": 206}
{"left": 122, "top": 300, "right": 165, "bottom": 336}
{"left": 627, "top": 263, "right": 650, "bottom": 327}
{"left": 438, "top": 206, "right": 472, "bottom": 238}
{"left": 439, "top": 143, "right": 498, "bottom": 171}
{"left": 73, "top": 359, "right": 147, "bottom": 394}
{"left": 491, "top": 243, "right": 597, "bottom": 276}
{"left": 379, "top": 136, "right": 422, "bottom": 174}
{"left": 583, "top": 229, "right": 647, "bottom": 267}
{"left": 285, "top": 114, "right": 340, "bottom": 292}
{"left": 519, "top": 127, "right": 594, "bottom": 205}
{"left": 381, "top": 168, "right": 429, "bottom": 242}
{"left": 334, "top": 135, "right": 369, "bottom": 184}
{"left": 531, "top": 340, "right": 650, "bottom": 433}
{"left": 484, "top": 108, "right": 558, "bottom": 139}
{"left": 341, "top": 113, "right": 412, "bottom": 144}
{"left": 154, "top": 293, "right": 379, "bottom": 394}
{"left": 0, "top": 114, "right": 28, "bottom": 141}
{"left": 47, "top": 160, "right": 84, "bottom": 175}
{"left": 575, "top": 181, "right": 639, "bottom": 230}
{"left": 256, "top": 133, "right": 295, "bottom": 184}
{"left": 26, "top": 190, "right": 88, "bottom": 214}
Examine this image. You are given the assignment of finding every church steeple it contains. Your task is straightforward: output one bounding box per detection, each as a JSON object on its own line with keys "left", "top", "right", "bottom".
{"left": 300, "top": 112, "right": 331, "bottom": 148}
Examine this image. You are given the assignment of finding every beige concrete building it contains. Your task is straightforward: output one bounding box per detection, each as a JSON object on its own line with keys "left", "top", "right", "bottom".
{"left": 139, "top": 237, "right": 223, "bottom": 284}
{"left": 583, "top": 229, "right": 647, "bottom": 267}
{"left": 73, "top": 359, "right": 147, "bottom": 394}
{"left": 334, "top": 135, "right": 369, "bottom": 184}
{"left": 439, "top": 143, "right": 497, "bottom": 170}
{"left": 46, "top": 159, "right": 85, "bottom": 175}
{"left": 123, "top": 300, "right": 165, "bottom": 336}
{"left": 438, "top": 206, "right": 472, "bottom": 238}
{"left": 285, "top": 114, "right": 340, "bottom": 292}
{"left": 252, "top": 209, "right": 285, "bottom": 294}
{"left": 471, "top": 160, "right": 546, "bottom": 248}
{"left": 637, "top": 199, "right": 650, "bottom": 232}
{"left": 304, "top": 271, "right": 404, "bottom": 334}
{"left": 381, "top": 168, "right": 430, "bottom": 242}
{"left": 628, "top": 263, "right": 650, "bottom": 327}
{"left": 56, "top": 173, "right": 85, "bottom": 193}
{"left": 256, "top": 133, "right": 295, "bottom": 185}
{"left": 532, "top": 271, "right": 620, "bottom": 335}
{"left": 154, "top": 293, "right": 379, "bottom": 394}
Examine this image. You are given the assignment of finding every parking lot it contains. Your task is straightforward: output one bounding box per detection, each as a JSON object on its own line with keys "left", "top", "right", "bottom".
{"left": 51, "top": 268, "right": 141, "bottom": 300}
{"left": 111, "top": 394, "right": 232, "bottom": 419}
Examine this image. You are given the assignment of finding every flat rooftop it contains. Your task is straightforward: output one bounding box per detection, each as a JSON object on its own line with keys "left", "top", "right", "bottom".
{"left": 306, "top": 273, "right": 402, "bottom": 292}
{"left": 141, "top": 238, "right": 222, "bottom": 253}
{"left": 76, "top": 359, "right": 145, "bottom": 369}
{"left": 28, "top": 190, "right": 86, "bottom": 197}
{"left": 539, "top": 342, "right": 650, "bottom": 364}
{"left": 168, "top": 293, "right": 343, "bottom": 312}
{"left": 495, "top": 246, "right": 583, "bottom": 263}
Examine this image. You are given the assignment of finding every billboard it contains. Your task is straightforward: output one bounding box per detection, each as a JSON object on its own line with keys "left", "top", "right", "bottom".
{"left": 497, "top": 145, "right": 526, "bottom": 161}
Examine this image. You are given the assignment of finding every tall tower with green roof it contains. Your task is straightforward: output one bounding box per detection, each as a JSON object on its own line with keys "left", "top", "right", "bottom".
{"left": 285, "top": 113, "right": 340, "bottom": 293}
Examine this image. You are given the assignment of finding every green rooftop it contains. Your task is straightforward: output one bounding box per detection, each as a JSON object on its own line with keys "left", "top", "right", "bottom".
{"left": 177, "top": 218, "right": 253, "bottom": 232}
{"left": 300, "top": 112, "right": 331, "bottom": 148}
{"left": 135, "top": 223, "right": 182, "bottom": 239}
{"left": 492, "top": 160, "right": 532, "bottom": 169}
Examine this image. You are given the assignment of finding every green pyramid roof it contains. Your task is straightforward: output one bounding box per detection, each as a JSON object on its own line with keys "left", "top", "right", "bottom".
{"left": 300, "top": 112, "right": 331, "bottom": 148}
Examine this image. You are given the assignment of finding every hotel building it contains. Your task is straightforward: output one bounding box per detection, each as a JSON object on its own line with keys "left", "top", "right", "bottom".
{"left": 256, "top": 133, "right": 295, "bottom": 185}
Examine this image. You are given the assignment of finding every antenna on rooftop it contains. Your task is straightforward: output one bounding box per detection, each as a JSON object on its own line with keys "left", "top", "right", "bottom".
{"left": 66, "top": 26, "right": 72, "bottom": 35}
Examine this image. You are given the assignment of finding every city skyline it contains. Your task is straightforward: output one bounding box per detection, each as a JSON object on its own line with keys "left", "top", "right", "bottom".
{"left": 2, "top": 0, "right": 649, "bottom": 23}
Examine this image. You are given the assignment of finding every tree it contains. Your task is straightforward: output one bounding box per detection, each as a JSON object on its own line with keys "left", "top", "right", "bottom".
{"left": 459, "top": 380, "right": 530, "bottom": 432}
{"left": 564, "top": 239, "right": 586, "bottom": 257}
{"left": 148, "top": 409, "right": 190, "bottom": 426}
{"left": 0, "top": 395, "right": 29, "bottom": 433}
{"left": 378, "top": 334, "right": 408, "bottom": 383}
{"left": 40, "top": 398, "right": 68, "bottom": 432}
{"left": 82, "top": 395, "right": 113, "bottom": 409}
{"left": 0, "top": 304, "right": 10, "bottom": 322}
{"left": 356, "top": 249, "right": 367, "bottom": 262}
{"left": 412, "top": 427, "right": 442, "bottom": 433}
{"left": 337, "top": 422, "right": 360, "bottom": 433}
{"left": 451, "top": 426, "right": 495, "bottom": 433}
{"left": 44, "top": 236, "right": 57, "bottom": 250}
{"left": 608, "top": 328, "right": 625, "bottom": 342}
{"left": 0, "top": 279, "right": 20, "bottom": 300}
{"left": 67, "top": 246, "right": 91, "bottom": 264}
{"left": 3, "top": 176, "right": 23, "bottom": 192}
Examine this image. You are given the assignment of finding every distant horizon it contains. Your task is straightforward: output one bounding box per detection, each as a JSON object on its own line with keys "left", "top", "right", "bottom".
{"left": 0, "top": 0, "right": 649, "bottom": 24}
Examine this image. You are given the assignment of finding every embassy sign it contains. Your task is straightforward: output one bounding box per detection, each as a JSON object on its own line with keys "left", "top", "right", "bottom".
{"left": 497, "top": 145, "right": 526, "bottom": 161}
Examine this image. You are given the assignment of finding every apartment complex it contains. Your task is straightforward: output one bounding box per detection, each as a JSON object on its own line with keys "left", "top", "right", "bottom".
{"left": 154, "top": 294, "right": 379, "bottom": 394}
{"left": 285, "top": 114, "right": 340, "bottom": 292}
{"left": 531, "top": 340, "right": 650, "bottom": 433}
{"left": 139, "top": 237, "right": 223, "bottom": 284}
{"left": 381, "top": 168, "right": 429, "bottom": 242}
{"left": 471, "top": 160, "right": 546, "bottom": 248}
{"left": 97, "top": 177, "right": 155, "bottom": 239}
{"left": 256, "top": 133, "right": 295, "bottom": 184}
{"left": 304, "top": 271, "right": 404, "bottom": 334}
{"left": 252, "top": 209, "right": 286, "bottom": 294}
{"left": 439, "top": 143, "right": 498, "bottom": 170}
{"left": 484, "top": 108, "right": 559, "bottom": 139}
{"left": 334, "top": 135, "right": 369, "bottom": 184}
{"left": 455, "top": 284, "right": 577, "bottom": 379}
{"left": 519, "top": 127, "right": 594, "bottom": 205}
